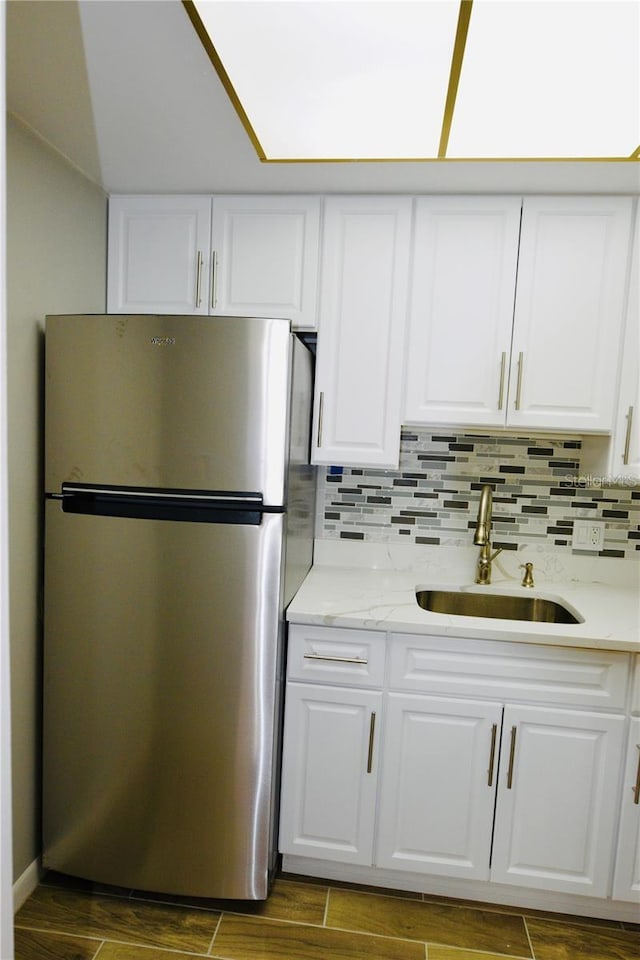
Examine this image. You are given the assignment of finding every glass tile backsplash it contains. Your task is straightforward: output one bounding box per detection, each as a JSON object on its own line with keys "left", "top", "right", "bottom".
{"left": 316, "top": 429, "right": 640, "bottom": 561}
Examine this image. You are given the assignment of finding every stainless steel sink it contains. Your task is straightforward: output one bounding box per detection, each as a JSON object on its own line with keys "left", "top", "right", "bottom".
{"left": 415, "top": 589, "right": 583, "bottom": 624}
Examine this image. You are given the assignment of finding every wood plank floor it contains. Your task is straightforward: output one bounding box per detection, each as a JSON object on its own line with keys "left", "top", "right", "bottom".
{"left": 14, "top": 872, "right": 640, "bottom": 960}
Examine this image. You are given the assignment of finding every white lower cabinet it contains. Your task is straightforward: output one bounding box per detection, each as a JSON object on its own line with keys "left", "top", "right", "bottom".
{"left": 376, "top": 694, "right": 502, "bottom": 881}
{"left": 374, "top": 695, "right": 624, "bottom": 896}
{"left": 491, "top": 705, "right": 625, "bottom": 898}
{"left": 280, "top": 625, "right": 633, "bottom": 910}
{"left": 612, "top": 716, "right": 640, "bottom": 902}
{"left": 278, "top": 683, "right": 380, "bottom": 865}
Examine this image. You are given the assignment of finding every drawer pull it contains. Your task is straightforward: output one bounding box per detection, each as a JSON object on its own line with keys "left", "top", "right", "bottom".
{"left": 367, "top": 712, "right": 376, "bottom": 774}
{"left": 507, "top": 725, "right": 517, "bottom": 789}
{"left": 634, "top": 744, "right": 640, "bottom": 805}
{"left": 303, "top": 654, "right": 369, "bottom": 665}
{"left": 487, "top": 722, "right": 498, "bottom": 787}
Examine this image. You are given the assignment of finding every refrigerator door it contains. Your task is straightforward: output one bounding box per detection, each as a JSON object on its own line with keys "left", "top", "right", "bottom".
{"left": 45, "top": 314, "right": 293, "bottom": 506}
{"left": 43, "top": 499, "right": 285, "bottom": 899}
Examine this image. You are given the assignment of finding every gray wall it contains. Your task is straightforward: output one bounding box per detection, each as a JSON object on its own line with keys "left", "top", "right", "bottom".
{"left": 6, "top": 115, "right": 107, "bottom": 881}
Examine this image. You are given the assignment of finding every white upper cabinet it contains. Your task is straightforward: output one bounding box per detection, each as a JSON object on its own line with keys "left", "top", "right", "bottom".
{"left": 313, "top": 196, "right": 412, "bottom": 468}
{"left": 609, "top": 204, "right": 639, "bottom": 481}
{"left": 404, "top": 196, "right": 521, "bottom": 427}
{"left": 107, "top": 195, "right": 321, "bottom": 329}
{"left": 108, "top": 195, "right": 212, "bottom": 315}
{"left": 209, "top": 196, "right": 321, "bottom": 330}
{"left": 404, "top": 195, "right": 634, "bottom": 433}
{"left": 509, "top": 197, "right": 633, "bottom": 432}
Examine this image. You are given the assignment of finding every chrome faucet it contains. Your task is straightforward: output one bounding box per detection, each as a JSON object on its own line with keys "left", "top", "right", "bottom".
{"left": 473, "top": 484, "right": 503, "bottom": 584}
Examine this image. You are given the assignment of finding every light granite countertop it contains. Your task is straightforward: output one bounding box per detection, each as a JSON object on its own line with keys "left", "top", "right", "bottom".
{"left": 287, "top": 541, "right": 640, "bottom": 653}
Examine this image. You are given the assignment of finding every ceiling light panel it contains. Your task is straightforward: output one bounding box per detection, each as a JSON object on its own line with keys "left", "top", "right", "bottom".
{"left": 448, "top": 0, "right": 640, "bottom": 159}
{"left": 191, "top": 0, "right": 461, "bottom": 160}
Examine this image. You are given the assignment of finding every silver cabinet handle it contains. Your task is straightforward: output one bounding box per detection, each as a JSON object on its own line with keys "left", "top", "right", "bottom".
{"left": 514, "top": 352, "right": 524, "bottom": 410}
{"left": 367, "top": 712, "right": 376, "bottom": 774}
{"left": 506, "top": 725, "right": 517, "bottom": 788}
{"left": 303, "top": 654, "right": 368, "bottom": 665}
{"left": 316, "top": 391, "right": 324, "bottom": 448}
{"left": 498, "top": 352, "right": 507, "bottom": 410}
{"left": 487, "top": 722, "right": 498, "bottom": 787}
{"left": 195, "top": 250, "right": 203, "bottom": 308}
{"left": 623, "top": 405, "right": 634, "bottom": 465}
{"left": 210, "top": 250, "right": 218, "bottom": 309}
{"left": 634, "top": 744, "right": 640, "bottom": 805}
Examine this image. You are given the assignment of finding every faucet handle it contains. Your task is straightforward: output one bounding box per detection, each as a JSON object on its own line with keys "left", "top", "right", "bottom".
{"left": 520, "top": 562, "right": 534, "bottom": 588}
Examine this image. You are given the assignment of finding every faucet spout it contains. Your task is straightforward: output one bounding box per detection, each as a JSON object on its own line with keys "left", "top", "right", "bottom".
{"left": 474, "top": 484, "right": 493, "bottom": 545}
{"left": 474, "top": 485, "right": 502, "bottom": 584}
{"left": 474, "top": 484, "right": 493, "bottom": 546}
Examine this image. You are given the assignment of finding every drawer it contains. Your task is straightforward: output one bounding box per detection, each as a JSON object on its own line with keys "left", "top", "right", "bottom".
{"left": 287, "top": 624, "right": 386, "bottom": 688}
{"left": 389, "top": 633, "right": 630, "bottom": 710}
{"left": 631, "top": 655, "right": 640, "bottom": 714}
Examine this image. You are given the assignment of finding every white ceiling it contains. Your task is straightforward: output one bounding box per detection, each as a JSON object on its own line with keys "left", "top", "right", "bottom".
{"left": 6, "top": 0, "right": 640, "bottom": 197}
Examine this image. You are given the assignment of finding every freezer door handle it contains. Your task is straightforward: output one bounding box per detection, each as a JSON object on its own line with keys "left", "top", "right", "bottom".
{"left": 56, "top": 484, "right": 266, "bottom": 525}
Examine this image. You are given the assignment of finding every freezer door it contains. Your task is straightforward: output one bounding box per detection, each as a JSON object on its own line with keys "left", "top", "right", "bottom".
{"left": 43, "top": 499, "right": 285, "bottom": 899}
{"left": 45, "top": 314, "right": 293, "bottom": 506}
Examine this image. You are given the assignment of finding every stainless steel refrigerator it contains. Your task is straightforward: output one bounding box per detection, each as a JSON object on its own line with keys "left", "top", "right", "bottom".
{"left": 42, "top": 314, "right": 315, "bottom": 899}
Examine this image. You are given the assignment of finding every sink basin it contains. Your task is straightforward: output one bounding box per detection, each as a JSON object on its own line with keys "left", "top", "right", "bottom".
{"left": 415, "top": 589, "right": 583, "bottom": 624}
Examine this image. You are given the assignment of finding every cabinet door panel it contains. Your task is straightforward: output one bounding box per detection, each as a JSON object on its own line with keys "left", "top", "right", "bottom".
{"left": 404, "top": 197, "right": 521, "bottom": 427}
{"left": 107, "top": 196, "right": 211, "bottom": 314}
{"left": 509, "top": 197, "right": 633, "bottom": 431}
{"left": 491, "top": 704, "right": 625, "bottom": 897}
{"left": 613, "top": 717, "right": 640, "bottom": 902}
{"left": 313, "top": 197, "right": 412, "bottom": 468}
{"left": 279, "top": 683, "right": 380, "bottom": 865}
{"left": 210, "top": 196, "right": 321, "bottom": 329}
{"left": 376, "top": 694, "right": 502, "bottom": 880}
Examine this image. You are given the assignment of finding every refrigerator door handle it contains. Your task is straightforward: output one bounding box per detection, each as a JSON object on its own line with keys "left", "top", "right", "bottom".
{"left": 57, "top": 484, "right": 266, "bottom": 525}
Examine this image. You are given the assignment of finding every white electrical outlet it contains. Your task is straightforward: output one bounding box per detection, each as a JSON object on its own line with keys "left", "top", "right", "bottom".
{"left": 572, "top": 519, "right": 605, "bottom": 550}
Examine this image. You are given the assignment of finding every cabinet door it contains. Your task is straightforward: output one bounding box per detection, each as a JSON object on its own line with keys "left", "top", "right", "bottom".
{"left": 610, "top": 205, "right": 639, "bottom": 481}
{"left": 279, "top": 683, "right": 381, "bottom": 865}
{"left": 612, "top": 717, "right": 640, "bottom": 902}
{"left": 404, "top": 197, "right": 521, "bottom": 427}
{"left": 313, "top": 196, "right": 412, "bottom": 468}
{"left": 508, "top": 197, "right": 633, "bottom": 432}
{"left": 376, "top": 693, "right": 502, "bottom": 881}
{"left": 210, "top": 196, "right": 321, "bottom": 330}
{"left": 107, "top": 196, "right": 212, "bottom": 314}
{"left": 491, "top": 704, "right": 625, "bottom": 897}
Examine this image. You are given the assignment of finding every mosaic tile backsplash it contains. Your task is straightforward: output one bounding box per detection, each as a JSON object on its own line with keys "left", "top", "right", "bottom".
{"left": 317, "top": 430, "right": 640, "bottom": 561}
